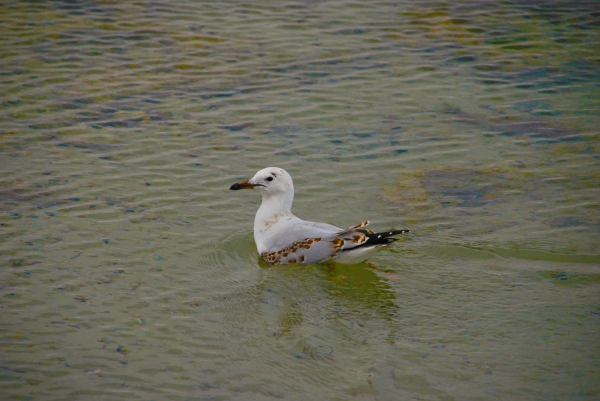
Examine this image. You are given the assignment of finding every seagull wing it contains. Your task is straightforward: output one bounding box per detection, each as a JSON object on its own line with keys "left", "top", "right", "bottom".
{"left": 260, "top": 220, "right": 410, "bottom": 265}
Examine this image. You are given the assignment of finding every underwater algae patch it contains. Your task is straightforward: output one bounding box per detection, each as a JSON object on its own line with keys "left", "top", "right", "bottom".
{"left": 382, "top": 165, "right": 541, "bottom": 209}
{"left": 381, "top": 162, "right": 599, "bottom": 255}
{"left": 537, "top": 270, "right": 600, "bottom": 287}
{"left": 397, "top": 163, "right": 597, "bottom": 205}
{"left": 381, "top": 173, "right": 430, "bottom": 206}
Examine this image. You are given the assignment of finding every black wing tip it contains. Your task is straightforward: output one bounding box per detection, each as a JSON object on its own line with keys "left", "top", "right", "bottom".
{"left": 389, "top": 229, "right": 410, "bottom": 235}
{"left": 343, "top": 229, "right": 410, "bottom": 250}
{"left": 358, "top": 229, "right": 410, "bottom": 238}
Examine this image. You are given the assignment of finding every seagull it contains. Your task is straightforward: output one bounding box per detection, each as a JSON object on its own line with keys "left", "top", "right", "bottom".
{"left": 230, "top": 167, "right": 410, "bottom": 264}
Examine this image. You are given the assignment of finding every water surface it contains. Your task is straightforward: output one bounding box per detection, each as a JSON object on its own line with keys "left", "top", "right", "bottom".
{"left": 1, "top": 1, "right": 599, "bottom": 400}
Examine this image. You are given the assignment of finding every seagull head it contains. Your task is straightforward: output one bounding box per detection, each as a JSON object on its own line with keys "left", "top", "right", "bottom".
{"left": 230, "top": 167, "right": 294, "bottom": 197}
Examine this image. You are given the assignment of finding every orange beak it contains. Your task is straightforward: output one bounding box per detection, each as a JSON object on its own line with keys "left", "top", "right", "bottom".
{"left": 230, "top": 179, "right": 263, "bottom": 190}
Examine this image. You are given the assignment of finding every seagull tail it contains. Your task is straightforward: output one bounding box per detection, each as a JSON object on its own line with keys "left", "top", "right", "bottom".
{"left": 357, "top": 229, "right": 410, "bottom": 247}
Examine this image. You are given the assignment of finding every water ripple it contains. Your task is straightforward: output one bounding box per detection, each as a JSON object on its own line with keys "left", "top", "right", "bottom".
{"left": 1, "top": 1, "right": 599, "bottom": 399}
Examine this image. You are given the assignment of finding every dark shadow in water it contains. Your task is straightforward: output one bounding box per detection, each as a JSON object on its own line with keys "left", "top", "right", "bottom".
{"left": 258, "top": 258, "right": 399, "bottom": 321}
{"left": 317, "top": 263, "right": 399, "bottom": 319}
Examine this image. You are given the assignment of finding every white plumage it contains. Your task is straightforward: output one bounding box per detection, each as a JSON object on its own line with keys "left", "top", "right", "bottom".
{"left": 230, "top": 167, "right": 409, "bottom": 264}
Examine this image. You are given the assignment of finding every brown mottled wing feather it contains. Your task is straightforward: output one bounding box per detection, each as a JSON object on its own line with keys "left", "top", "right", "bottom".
{"left": 260, "top": 221, "right": 409, "bottom": 265}
{"left": 335, "top": 220, "right": 370, "bottom": 235}
{"left": 261, "top": 237, "right": 336, "bottom": 264}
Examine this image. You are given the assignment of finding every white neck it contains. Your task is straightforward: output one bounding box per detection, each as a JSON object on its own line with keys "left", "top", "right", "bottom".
{"left": 254, "top": 190, "right": 294, "bottom": 243}
{"left": 256, "top": 190, "right": 294, "bottom": 219}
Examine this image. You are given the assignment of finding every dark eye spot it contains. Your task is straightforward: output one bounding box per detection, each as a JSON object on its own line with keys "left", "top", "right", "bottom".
{"left": 266, "top": 176, "right": 274, "bottom": 182}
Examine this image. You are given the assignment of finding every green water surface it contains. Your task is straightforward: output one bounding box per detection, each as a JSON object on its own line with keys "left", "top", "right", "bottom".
{"left": 1, "top": 1, "right": 599, "bottom": 400}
